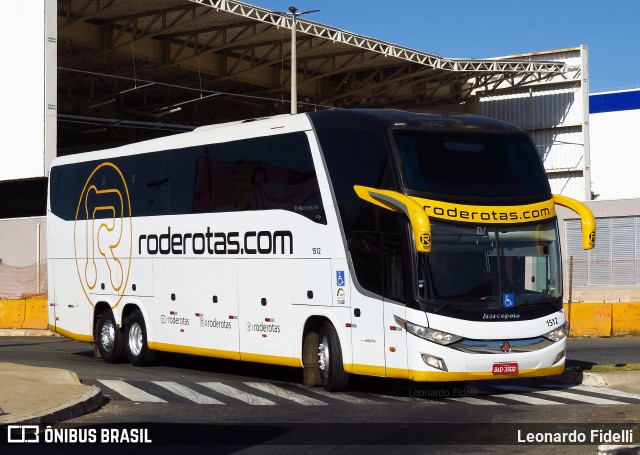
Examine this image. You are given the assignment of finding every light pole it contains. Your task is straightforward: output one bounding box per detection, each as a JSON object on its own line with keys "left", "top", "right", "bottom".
{"left": 288, "top": 6, "right": 318, "bottom": 114}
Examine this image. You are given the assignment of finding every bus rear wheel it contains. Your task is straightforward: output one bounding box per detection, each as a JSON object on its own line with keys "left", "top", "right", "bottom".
{"left": 125, "top": 310, "right": 155, "bottom": 366}
{"left": 318, "top": 321, "right": 350, "bottom": 392}
{"left": 96, "top": 309, "right": 125, "bottom": 363}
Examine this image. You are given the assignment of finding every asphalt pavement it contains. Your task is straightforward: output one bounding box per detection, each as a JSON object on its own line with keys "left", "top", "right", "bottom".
{"left": 0, "top": 331, "right": 638, "bottom": 454}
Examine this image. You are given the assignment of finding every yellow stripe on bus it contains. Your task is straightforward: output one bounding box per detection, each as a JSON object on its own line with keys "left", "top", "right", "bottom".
{"left": 407, "top": 365, "right": 564, "bottom": 382}
{"left": 149, "top": 341, "right": 302, "bottom": 367}
{"left": 51, "top": 325, "right": 94, "bottom": 343}
{"left": 346, "top": 364, "right": 563, "bottom": 381}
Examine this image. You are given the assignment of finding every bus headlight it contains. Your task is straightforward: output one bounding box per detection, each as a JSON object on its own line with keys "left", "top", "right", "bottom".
{"left": 394, "top": 315, "right": 462, "bottom": 345}
{"left": 543, "top": 322, "right": 567, "bottom": 342}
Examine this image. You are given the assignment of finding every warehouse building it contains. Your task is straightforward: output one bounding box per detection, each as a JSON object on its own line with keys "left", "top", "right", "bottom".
{"left": 0, "top": 0, "right": 636, "bottom": 303}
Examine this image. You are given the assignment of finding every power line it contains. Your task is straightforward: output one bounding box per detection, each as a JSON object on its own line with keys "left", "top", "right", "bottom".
{"left": 58, "top": 67, "right": 329, "bottom": 110}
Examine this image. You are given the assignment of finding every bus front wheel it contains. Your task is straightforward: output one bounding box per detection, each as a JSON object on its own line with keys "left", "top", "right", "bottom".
{"left": 125, "top": 310, "right": 155, "bottom": 366}
{"left": 318, "top": 321, "right": 350, "bottom": 392}
{"left": 96, "top": 309, "right": 125, "bottom": 363}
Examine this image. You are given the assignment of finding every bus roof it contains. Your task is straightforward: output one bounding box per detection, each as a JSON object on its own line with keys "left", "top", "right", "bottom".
{"left": 51, "top": 109, "right": 521, "bottom": 168}
{"left": 308, "top": 109, "right": 521, "bottom": 133}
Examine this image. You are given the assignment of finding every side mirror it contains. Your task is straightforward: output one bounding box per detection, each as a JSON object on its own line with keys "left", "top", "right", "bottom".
{"left": 552, "top": 194, "right": 596, "bottom": 250}
{"left": 354, "top": 185, "right": 431, "bottom": 253}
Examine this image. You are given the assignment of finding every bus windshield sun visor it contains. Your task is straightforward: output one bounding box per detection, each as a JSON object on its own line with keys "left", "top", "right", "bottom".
{"left": 354, "top": 186, "right": 596, "bottom": 252}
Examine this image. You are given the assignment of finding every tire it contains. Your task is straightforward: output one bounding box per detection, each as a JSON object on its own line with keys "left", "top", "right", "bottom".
{"left": 95, "top": 309, "right": 125, "bottom": 363}
{"left": 317, "top": 321, "right": 350, "bottom": 391}
{"left": 125, "top": 310, "right": 155, "bottom": 366}
{"left": 302, "top": 328, "right": 322, "bottom": 386}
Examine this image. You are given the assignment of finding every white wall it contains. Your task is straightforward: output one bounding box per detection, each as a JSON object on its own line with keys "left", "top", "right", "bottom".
{"left": 590, "top": 108, "right": 640, "bottom": 200}
{"left": 0, "top": 0, "right": 56, "bottom": 180}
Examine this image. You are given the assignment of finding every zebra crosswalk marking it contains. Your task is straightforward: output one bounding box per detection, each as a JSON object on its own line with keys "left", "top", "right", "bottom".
{"left": 197, "top": 382, "right": 276, "bottom": 406}
{"left": 153, "top": 381, "right": 225, "bottom": 404}
{"left": 296, "top": 385, "right": 383, "bottom": 404}
{"left": 492, "top": 384, "right": 627, "bottom": 405}
{"left": 92, "top": 379, "right": 639, "bottom": 407}
{"left": 488, "top": 392, "right": 563, "bottom": 405}
{"left": 446, "top": 396, "right": 504, "bottom": 405}
{"left": 488, "top": 385, "right": 564, "bottom": 405}
{"left": 97, "top": 379, "right": 167, "bottom": 403}
{"left": 532, "top": 389, "right": 628, "bottom": 405}
{"left": 370, "top": 393, "right": 429, "bottom": 403}
{"left": 559, "top": 385, "right": 640, "bottom": 401}
{"left": 244, "top": 382, "right": 327, "bottom": 406}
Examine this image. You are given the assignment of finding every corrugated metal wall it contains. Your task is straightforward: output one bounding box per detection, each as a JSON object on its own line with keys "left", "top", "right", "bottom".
{"left": 565, "top": 217, "right": 640, "bottom": 287}
{"left": 475, "top": 48, "right": 589, "bottom": 201}
{"left": 557, "top": 199, "right": 640, "bottom": 300}
{"left": 590, "top": 106, "right": 640, "bottom": 200}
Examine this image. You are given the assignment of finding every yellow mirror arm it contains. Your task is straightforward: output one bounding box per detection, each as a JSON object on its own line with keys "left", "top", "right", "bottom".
{"left": 552, "top": 194, "right": 596, "bottom": 250}
{"left": 354, "top": 185, "right": 431, "bottom": 253}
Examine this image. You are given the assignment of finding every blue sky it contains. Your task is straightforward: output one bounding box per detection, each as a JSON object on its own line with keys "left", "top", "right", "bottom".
{"left": 254, "top": 1, "right": 639, "bottom": 93}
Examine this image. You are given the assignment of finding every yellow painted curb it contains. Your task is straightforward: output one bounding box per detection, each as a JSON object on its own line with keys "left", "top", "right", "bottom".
{"left": 565, "top": 302, "right": 640, "bottom": 337}
{"left": 22, "top": 299, "right": 48, "bottom": 329}
{"left": 612, "top": 303, "right": 640, "bottom": 336}
{"left": 0, "top": 299, "right": 48, "bottom": 330}
{"left": 564, "top": 303, "right": 612, "bottom": 337}
{"left": 2, "top": 297, "right": 638, "bottom": 336}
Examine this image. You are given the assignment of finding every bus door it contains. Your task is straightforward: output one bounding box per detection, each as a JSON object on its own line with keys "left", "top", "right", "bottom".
{"left": 347, "top": 232, "right": 386, "bottom": 376}
{"left": 384, "top": 301, "right": 408, "bottom": 378}
{"left": 382, "top": 230, "right": 409, "bottom": 378}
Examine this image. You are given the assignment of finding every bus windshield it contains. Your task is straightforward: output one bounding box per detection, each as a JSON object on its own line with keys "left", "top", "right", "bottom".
{"left": 417, "top": 220, "right": 562, "bottom": 312}
{"left": 394, "top": 129, "right": 550, "bottom": 198}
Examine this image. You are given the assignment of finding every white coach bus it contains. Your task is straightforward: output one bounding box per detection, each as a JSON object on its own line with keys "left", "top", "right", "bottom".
{"left": 47, "top": 109, "right": 595, "bottom": 391}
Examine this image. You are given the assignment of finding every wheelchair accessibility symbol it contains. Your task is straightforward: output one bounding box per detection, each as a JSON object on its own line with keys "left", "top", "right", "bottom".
{"left": 336, "top": 271, "right": 345, "bottom": 287}
{"left": 502, "top": 293, "right": 515, "bottom": 309}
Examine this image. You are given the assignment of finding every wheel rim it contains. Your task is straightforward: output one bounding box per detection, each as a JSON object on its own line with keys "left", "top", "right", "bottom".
{"left": 128, "top": 322, "right": 143, "bottom": 357}
{"left": 318, "top": 335, "right": 329, "bottom": 378}
{"left": 100, "top": 320, "right": 115, "bottom": 353}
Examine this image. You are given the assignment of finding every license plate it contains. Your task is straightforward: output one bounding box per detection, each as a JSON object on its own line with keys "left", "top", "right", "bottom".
{"left": 492, "top": 362, "right": 519, "bottom": 375}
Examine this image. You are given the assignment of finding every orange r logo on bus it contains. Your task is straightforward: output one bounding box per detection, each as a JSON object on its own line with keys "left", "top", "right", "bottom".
{"left": 420, "top": 233, "right": 431, "bottom": 247}
{"left": 73, "top": 162, "right": 132, "bottom": 308}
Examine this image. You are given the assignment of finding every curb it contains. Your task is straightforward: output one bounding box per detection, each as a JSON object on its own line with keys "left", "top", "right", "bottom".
{"left": 9, "top": 386, "right": 105, "bottom": 425}
{"left": 564, "top": 371, "right": 607, "bottom": 387}
{"left": 0, "top": 329, "right": 59, "bottom": 337}
{"left": 535, "top": 371, "right": 607, "bottom": 387}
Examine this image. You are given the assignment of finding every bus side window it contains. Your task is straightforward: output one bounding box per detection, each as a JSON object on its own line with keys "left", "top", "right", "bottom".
{"left": 263, "top": 133, "right": 325, "bottom": 223}
{"left": 348, "top": 232, "right": 383, "bottom": 296}
{"left": 130, "top": 152, "right": 169, "bottom": 216}
{"left": 214, "top": 139, "right": 263, "bottom": 212}
{"left": 167, "top": 145, "right": 211, "bottom": 214}
{"left": 192, "top": 145, "right": 216, "bottom": 213}
{"left": 383, "top": 233, "right": 405, "bottom": 302}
